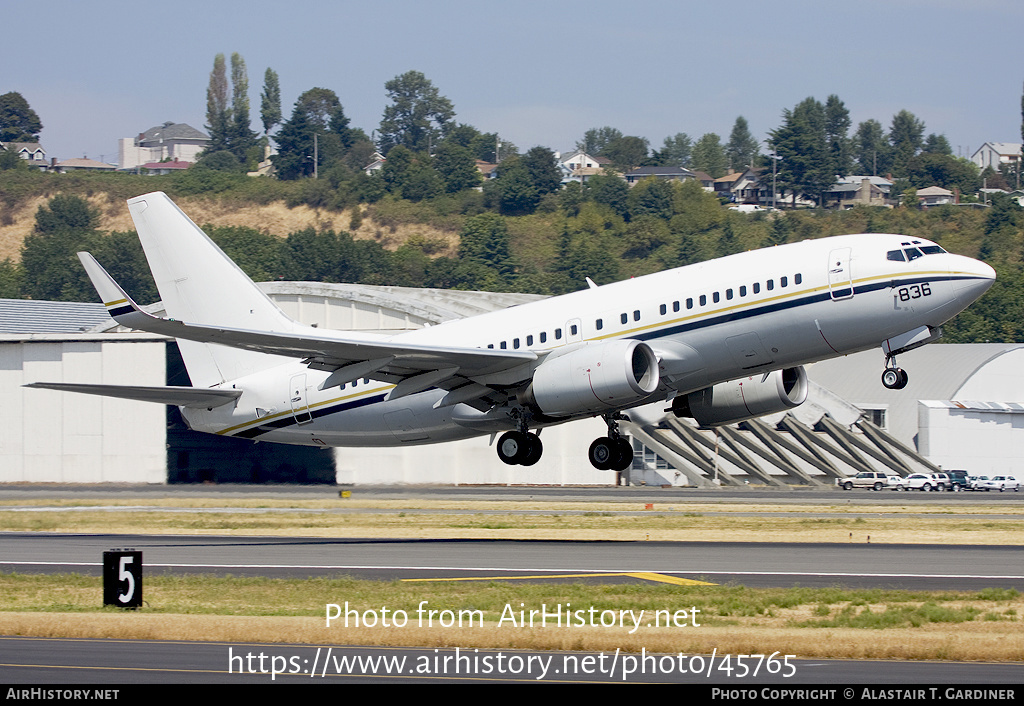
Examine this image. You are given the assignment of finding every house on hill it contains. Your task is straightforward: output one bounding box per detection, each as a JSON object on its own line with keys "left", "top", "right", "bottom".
{"left": 118, "top": 122, "right": 209, "bottom": 171}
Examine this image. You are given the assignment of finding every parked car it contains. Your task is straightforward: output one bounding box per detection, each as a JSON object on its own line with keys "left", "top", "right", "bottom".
{"left": 968, "top": 475, "right": 990, "bottom": 490}
{"left": 945, "top": 470, "right": 970, "bottom": 491}
{"left": 836, "top": 471, "right": 892, "bottom": 491}
{"left": 975, "top": 475, "right": 1020, "bottom": 492}
{"left": 890, "top": 473, "right": 950, "bottom": 491}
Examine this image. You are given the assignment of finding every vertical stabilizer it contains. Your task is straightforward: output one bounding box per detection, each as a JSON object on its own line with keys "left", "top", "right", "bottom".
{"left": 127, "top": 192, "right": 296, "bottom": 386}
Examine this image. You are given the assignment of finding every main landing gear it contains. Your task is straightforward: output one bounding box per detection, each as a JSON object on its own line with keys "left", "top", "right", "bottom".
{"left": 496, "top": 430, "right": 543, "bottom": 466}
{"left": 881, "top": 353, "right": 909, "bottom": 390}
{"left": 588, "top": 412, "right": 633, "bottom": 472}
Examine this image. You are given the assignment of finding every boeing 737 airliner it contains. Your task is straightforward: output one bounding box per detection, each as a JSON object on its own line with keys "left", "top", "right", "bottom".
{"left": 29, "top": 192, "right": 996, "bottom": 472}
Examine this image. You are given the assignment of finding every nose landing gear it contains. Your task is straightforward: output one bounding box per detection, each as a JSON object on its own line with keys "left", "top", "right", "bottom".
{"left": 881, "top": 354, "right": 909, "bottom": 390}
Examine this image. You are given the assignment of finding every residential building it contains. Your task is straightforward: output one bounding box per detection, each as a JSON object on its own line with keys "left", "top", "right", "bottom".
{"left": 0, "top": 141, "right": 47, "bottom": 170}
{"left": 622, "top": 165, "right": 694, "bottom": 185}
{"left": 971, "top": 142, "right": 1021, "bottom": 172}
{"left": 556, "top": 149, "right": 612, "bottom": 184}
{"left": 916, "top": 186, "right": 955, "bottom": 207}
{"left": 55, "top": 157, "right": 117, "bottom": 172}
{"left": 118, "top": 122, "right": 209, "bottom": 171}
{"left": 826, "top": 176, "right": 892, "bottom": 209}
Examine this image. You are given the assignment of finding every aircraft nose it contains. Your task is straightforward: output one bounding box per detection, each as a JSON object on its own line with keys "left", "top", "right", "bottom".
{"left": 950, "top": 256, "right": 996, "bottom": 305}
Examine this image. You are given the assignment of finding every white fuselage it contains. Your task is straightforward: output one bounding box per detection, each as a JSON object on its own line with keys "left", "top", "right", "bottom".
{"left": 181, "top": 233, "right": 994, "bottom": 448}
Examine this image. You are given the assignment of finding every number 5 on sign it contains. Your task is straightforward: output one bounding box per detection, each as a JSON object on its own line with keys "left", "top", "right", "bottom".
{"left": 103, "top": 551, "right": 142, "bottom": 608}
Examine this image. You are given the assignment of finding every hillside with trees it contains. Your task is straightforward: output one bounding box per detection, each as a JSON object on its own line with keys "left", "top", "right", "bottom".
{"left": 1, "top": 68, "right": 1022, "bottom": 344}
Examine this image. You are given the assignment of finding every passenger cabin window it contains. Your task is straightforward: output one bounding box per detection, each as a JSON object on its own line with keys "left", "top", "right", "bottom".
{"left": 739, "top": 286, "right": 746, "bottom": 297}
{"left": 794, "top": 273, "right": 802, "bottom": 285}
{"left": 555, "top": 329, "right": 562, "bottom": 340}
{"left": 699, "top": 295, "right": 707, "bottom": 306}
{"left": 781, "top": 276, "right": 788, "bottom": 287}
{"left": 513, "top": 338, "right": 520, "bottom": 349}
{"left": 487, "top": 343, "right": 494, "bottom": 349}
{"left": 673, "top": 301, "right": 680, "bottom": 312}
{"left": 540, "top": 332, "right": 547, "bottom": 343}
{"left": 686, "top": 298, "right": 693, "bottom": 309}
{"left": 500, "top": 341, "right": 507, "bottom": 349}
{"left": 726, "top": 289, "right": 733, "bottom": 300}
{"left": 753, "top": 283, "right": 760, "bottom": 294}
{"left": 767, "top": 280, "right": 774, "bottom": 291}
{"left": 659, "top": 304, "right": 666, "bottom": 315}
{"left": 713, "top": 292, "right": 720, "bottom": 303}
{"left": 633, "top": 310, "right": 640, "bottom": 321}
{"left": 526, "top": 335, "right": 533, "bottom": 346}
{"left": 620, "top": 313, "right": 628, "bottom": 324}
{"left": 596, "top": 319, "right": 603, "bottom": 330}
{"left": 570, "top": 324, "right": 578, "bottom": 336}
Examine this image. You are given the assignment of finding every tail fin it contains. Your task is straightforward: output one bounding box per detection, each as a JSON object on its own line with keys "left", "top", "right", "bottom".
{"left": 126, "top": 192, "right": 296, "bottom": 386}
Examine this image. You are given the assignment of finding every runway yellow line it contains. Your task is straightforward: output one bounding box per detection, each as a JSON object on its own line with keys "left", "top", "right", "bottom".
{"left": 402, "top": 573, "right": 716, "bottom": 585}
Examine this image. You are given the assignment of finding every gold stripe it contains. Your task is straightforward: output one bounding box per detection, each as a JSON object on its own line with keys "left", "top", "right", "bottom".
{"left": 103, "top": 298, "right": 128, "bottom": 307}
{"left": 216, "top": 384, "right": 396, "bottom": 435}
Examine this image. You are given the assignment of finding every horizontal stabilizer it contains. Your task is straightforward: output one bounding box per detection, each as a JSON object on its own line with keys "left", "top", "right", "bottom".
{"left": 25, "top": 382, "right": 241, "bottom": 408}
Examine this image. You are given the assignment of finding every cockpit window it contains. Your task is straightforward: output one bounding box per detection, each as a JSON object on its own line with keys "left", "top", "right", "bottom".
{"left": 919, "top": 245, "right": 946, "bottom": 255}
{"left": 887, "top": 250, "right": 906, "bottom": 262}
{"left": 904, "top": 247, "right": 923, "bottom": 261}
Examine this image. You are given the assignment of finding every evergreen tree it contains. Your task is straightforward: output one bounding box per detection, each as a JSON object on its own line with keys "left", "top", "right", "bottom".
{"left": 769, "top": 97, "right": 832, "bottom": 205}
{"left": 260, "top": 68, "right": 282, "bottom": 137}
{"left": 205, "top": 54, "right": 230, "bottom": 153}
{"left": 692, "top": 133, "right": 727, "bottom": 178}
{"left": 824, "top": 95, "right": 852, "bottom": 177}
{"left": 655, "top": 133, "right": 692, "bottom": 167}
{"left": 378, "top": 70, "right": 455, "bottom": 154}
{"left": 576, "top": 126, "right": 623, "bottom": 156}
{"left": 726, "top": 117, "right": 759, "bottom": 172}
{"left": 889, "top": 109, "right": 926, "bottom": 176}
{"left": 0, "top": 92, "right": 42, "bottom": 142}
{"left": 229, "top": 53, "right": 257, "bottom": 161}
{"left": 853, "top": 119, "right": 890, "bottom": 175}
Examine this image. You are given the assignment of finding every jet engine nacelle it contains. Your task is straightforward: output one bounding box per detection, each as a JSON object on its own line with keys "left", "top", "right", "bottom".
{"left": 526, "top": 339, "right": 660, "bottom": 417}
{"left": 672, "top": 366, "right": 808, "bottom": 426}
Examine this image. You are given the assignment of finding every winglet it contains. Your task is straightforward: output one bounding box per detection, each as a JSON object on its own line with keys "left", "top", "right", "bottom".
{"left": 78, "top": 251, "right": 171, "bottom": 333}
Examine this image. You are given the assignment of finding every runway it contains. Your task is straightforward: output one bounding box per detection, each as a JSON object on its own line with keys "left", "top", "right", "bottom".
{"left": 4, "top": 532, "right": 1024, "bottom": 590}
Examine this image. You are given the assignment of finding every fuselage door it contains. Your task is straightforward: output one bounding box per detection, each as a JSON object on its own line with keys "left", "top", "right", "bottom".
{"left": 289, "top": 374, "right": 313, "bottom": 425}
{"left": 828, "top": 247, "right": 854, "bottom": 300}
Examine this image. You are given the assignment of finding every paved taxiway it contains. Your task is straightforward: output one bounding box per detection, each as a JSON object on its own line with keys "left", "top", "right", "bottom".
{"left": 4, "top": 533, "right": 1024, "bottom": 590}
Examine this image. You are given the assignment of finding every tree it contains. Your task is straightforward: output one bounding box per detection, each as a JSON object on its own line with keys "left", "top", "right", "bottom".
{"left": 21, "top": 195, "right": 101, "bottom": 301}
{"left": 853, "top": 119, "right": 890, "bottom": 175}
{"left": 889, "top": 109, "right": 925, "bottom": 176}
{"left": 458, "top": 213, "right": 515, "bottom": 279}
{"left": 260, "top": 68, "right": 282, "bottom": 137}
{"left": 923, "top": 133, "right": 953, "bottom": 156}
{"left": 769, "top": 97, "right": 832, "bottom": 205}
{"left": 228, "top": 53, "right": 257, "bottom": 162}
{"left": 205, "top": 54, "right": 230, "bottom": 153}
{"left": 824, "top": 95, "right": 852, "bottom": 177}
{"left": 726, "top": 117, "right": 759, "bottom": 172}
{"left": 378, "top": 70, "right": 455, "bottom": 154}
{"left": 271, "top": 102, "right": 315, "bottom": 180}
{"left": 0, "top": 92, "right": 42, "bottom": 142}
{"left": 654, "top": 133, "right": 692, "bottom": 167}
{"left": 433, "top": 141, "right": 481, "bottom": 192}
{"left": 603, "top": 135, "right": 649, "bottom": 171}
{"left": 521, "top": 146, "right": 562, "bottom": 197}
{"left": 691, "top": 133, "right": 727, "bottom": 178}
{"left": 576, "top": 127, "right": 623, "bottom": 156}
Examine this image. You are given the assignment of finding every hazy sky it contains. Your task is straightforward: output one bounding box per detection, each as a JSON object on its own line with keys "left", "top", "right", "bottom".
{"left": 5, "top": 0, "right": 1022, "bottom": 164}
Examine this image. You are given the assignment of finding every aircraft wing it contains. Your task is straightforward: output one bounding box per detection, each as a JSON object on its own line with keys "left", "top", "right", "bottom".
{"left": 24, "top": 382, "right": 242, "bottom": 408}
{"left": 79, "top": 252, "right": 537, "bottom": 401}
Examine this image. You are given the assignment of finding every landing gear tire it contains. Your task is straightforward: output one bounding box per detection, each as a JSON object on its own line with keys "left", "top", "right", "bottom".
{"left": 882, "top": 367, "right": 909, "bottom": 389}
{"left": 589, "top": 437, "right": 617, "bottom": 470}
{"left": 613, "top": 438, "right": 633, "bottom": 473}
{"left": 520, "top": 434, "right": 543, "bottom": 467}
{"left": 497, "top": 431, "right": 542, "bottom": 466}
